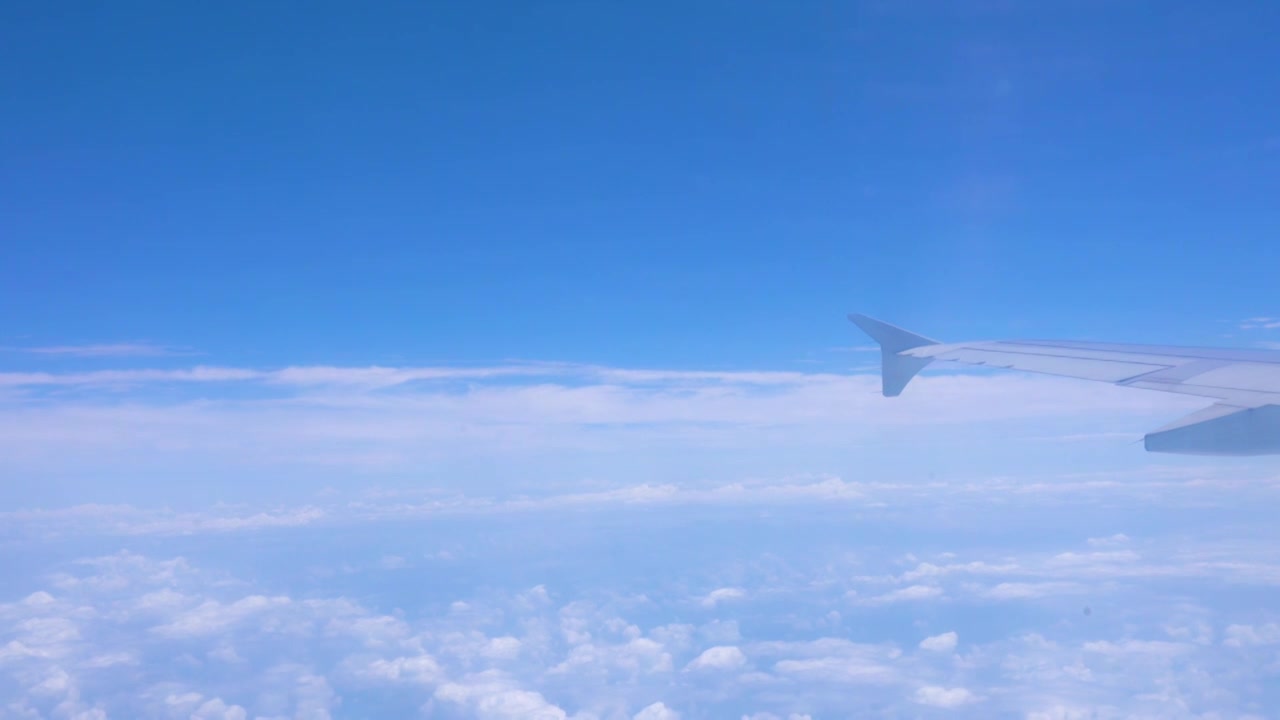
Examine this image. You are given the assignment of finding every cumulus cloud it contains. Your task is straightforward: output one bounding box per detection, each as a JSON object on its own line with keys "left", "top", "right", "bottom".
{"left": 435, "top": 672, "right": 568, "bottom": 720}
{"left": 918, "top": 632, "right": 957, "bottom": 653}
{"left": 762, "top": 639, "right": 901, "bottom": 685}
{"left": 0, "top": 402, "right": 1276, "bottom": 720}
{"left": 913, "top": 686, "right": 979, "bottom": 708}
{"left": 189, "top": 697, "right": 249, "bottom": 720}
{"left": 686, "top": 645, "right": 746, "bottom": 671}
{"left": 152, "top": 595, "right": 294, "bottom": 638}
{"left": 633, "top": 702, "right": 681, "bottom": 720}
{"left": 0, "top": 517, "right": 1276, "bottom": 720}
{"left": 352, "top": 654, "right": 442, "bottom": 684}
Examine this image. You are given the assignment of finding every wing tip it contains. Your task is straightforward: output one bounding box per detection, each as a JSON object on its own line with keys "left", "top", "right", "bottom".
{"left": 848, "top": 313, "right": 937, "bottom": 396}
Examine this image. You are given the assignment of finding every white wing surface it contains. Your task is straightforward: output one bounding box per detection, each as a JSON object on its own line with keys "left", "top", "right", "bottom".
{"left": 850, "top": 313, "right": 1280, "bottom": 456}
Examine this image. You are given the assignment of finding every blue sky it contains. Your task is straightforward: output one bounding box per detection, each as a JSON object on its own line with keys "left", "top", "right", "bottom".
{"left": 3, "top": 2, "right": 1280, "bottom": 719}
{"left": 5, "top": 1, "right": 1280, "bottom": 369}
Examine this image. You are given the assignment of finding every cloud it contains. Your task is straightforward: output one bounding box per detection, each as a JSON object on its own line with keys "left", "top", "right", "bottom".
{"left": 351, "top": 654, "right": 442, "bottom": 684}
{"left": 913, "top": 686, "right": 979, "bottom": 708}
{"left": 0, "top": 504, "right": 1278, "bottom": 720}
{"left": 633, "top": 702, "right": 680, "bottom": 720}
{"left": 0, "top": 366, "right": 261, "bottom": 387}
{"left": 901, "top": 561, "right": 1019, "bottom": 582}
{"left": 1087, "top": 533, "right": 1130, "bottom": 547}
{"left": 5, "top": 464, "right": 1278, "bottom": 544}
{"left": 1223, "top": 623, "right": 1280, "bottom": 647}
{"left": 189, "top": 697, "right": 248, "bottom": 720}
{"left": 700, "top": 588, "right": 746, "bottom": 608}
{"left": 980, "top": 582, "right": 1087, "bottom": 600}
{"left": 860, "top": 585, "right": 943, "bottom": 605}
{"left": 918, "top": 632, "right": 957, "bottom": 653}
{"left": 762, "top": 639, "right": 901, "bottom": 685}
{"left": 12, "top": 343, "right": 191, "bottom": 358}
{"left": 0, "top": 354, "right": 1208, "bottom": 492}
{"left": 552, "top": 636, "right": 674, "bottom": 676}
{"left": 686, "top": 645, "right": 746, "bottom": 671}
{"left": 435, "top": 672, "right": 568, "bottom": 720}
{"left": 152, "top": 595, "right": 294, "bottom": 638}
{"left": 773, "top": 656, "right": 897, "bottom": 684}
{"left": 1081, "top": 639, "right": 1191, "bottom": 657}
{"left": 1239, "top": 317, "right": 1280, "bottom": 330}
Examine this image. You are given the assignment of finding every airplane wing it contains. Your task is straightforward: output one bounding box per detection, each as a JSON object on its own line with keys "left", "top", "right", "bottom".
{"left": 849, "top": 313, "right": 1280, "bottom": 456}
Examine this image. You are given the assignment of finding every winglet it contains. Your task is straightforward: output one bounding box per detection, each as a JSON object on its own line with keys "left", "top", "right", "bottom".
{"left": 848, "top": 314, "right": 939, "bottom": 397}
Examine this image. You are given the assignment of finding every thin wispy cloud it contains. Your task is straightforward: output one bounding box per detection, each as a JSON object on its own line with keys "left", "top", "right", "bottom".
{"left": 4, "top": 462, "right": 1277, "bottom": 541}
{"left": 11, "top": 342, "right": 195, "bottom": 358}
{"left": 0, "top": 357, "right": 1209, "bottom": 501}
{"left": 1238, "top": 317, "right": 1280, "bottom": 331}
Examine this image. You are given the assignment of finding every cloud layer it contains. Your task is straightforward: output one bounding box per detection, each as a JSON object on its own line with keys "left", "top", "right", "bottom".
{"left": 2, "top": 504, "right": 1278, "bottom": 720}
{"left": 0, "top": 358, "right": 1212, "bottom": 508}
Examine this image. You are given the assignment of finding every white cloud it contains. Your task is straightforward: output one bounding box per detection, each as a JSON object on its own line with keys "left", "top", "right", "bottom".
{"left": 9, "top": 531, "right": 1279, "bottom": 717}
{"left": 981, "top": 582, "right": 1086, "bottom": 600}
{"left": 633, "top": 701, "right": 680, "bottom": 720}
{"left": 1082, "top": 639, "right": 1191, "bottom": 657}
{"left": 700, "top": 587, "right": 746, "bottom": 608}
{"left": 14, "top": 343, "right": 190, "bottom": 358}
{"left": 913, "top": 686, "right": 979, "bottom": 708}
{"left": 351, "top": 654, "right": 442, "bottom": 684}
{"left": 1026, "top": 707, "right": 1116, "bottom": 720}
{"left": 699, "top": 620, "right": 740, "bottom": 644}
{"left": 0, "top": 366, "right": 261, "bottom": 387}
{"left": 0, "top": 403, "right": 1276, "bottom": 720}
{"left": 552, "top": 636, "right": 673, "bottom": 676}
{"left": 0, "top": 357, "right": 1206, "bottom": 488}
{"left": 1087, "top": 533, "right": 1130, "bottom": 547}
{"left": 482, "top": 636, "right": 522, "bottom": 660}
{"left": 686, "top": 645, "right": 746, "bottom": 671}
{"left": 1239, "top": 317, "right": 1280, "bottom": 330}
{"left": 774, "top": 655, "right": 897, "bottom": 684}
{"left": 862, "top": 585, "right": 943, "bottom": 604}
{"left": 761, "top": 638, "right": 901, "bottom": 686}
{"left": 435, "top": 672, "right": 568, "bottom": 720}
{"left": 290, "top": 671, "right": 337, "bottom": 720}
{"left": 901, "top": 561, "right": 1019, "bottom": 582}
{"left": 152, "top": 595, "right": 293, "bottom": 638}
{"left": 11, "top": 465, "right": 1280, "bottom": 545}
{"left": 190, "top": 697, "right": 248, "bottom": 720}
{"left": 208, "top": 644, "right": 243, "bottom": 664}
{"left": 918, "top": 632, "right": 957, "bottom": 653}
{"left": 1223, "top": 623, "right": 1280, "bottom": 647}
{"left": 1048, "top": 550, "right": 1141, "bottom": 566}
